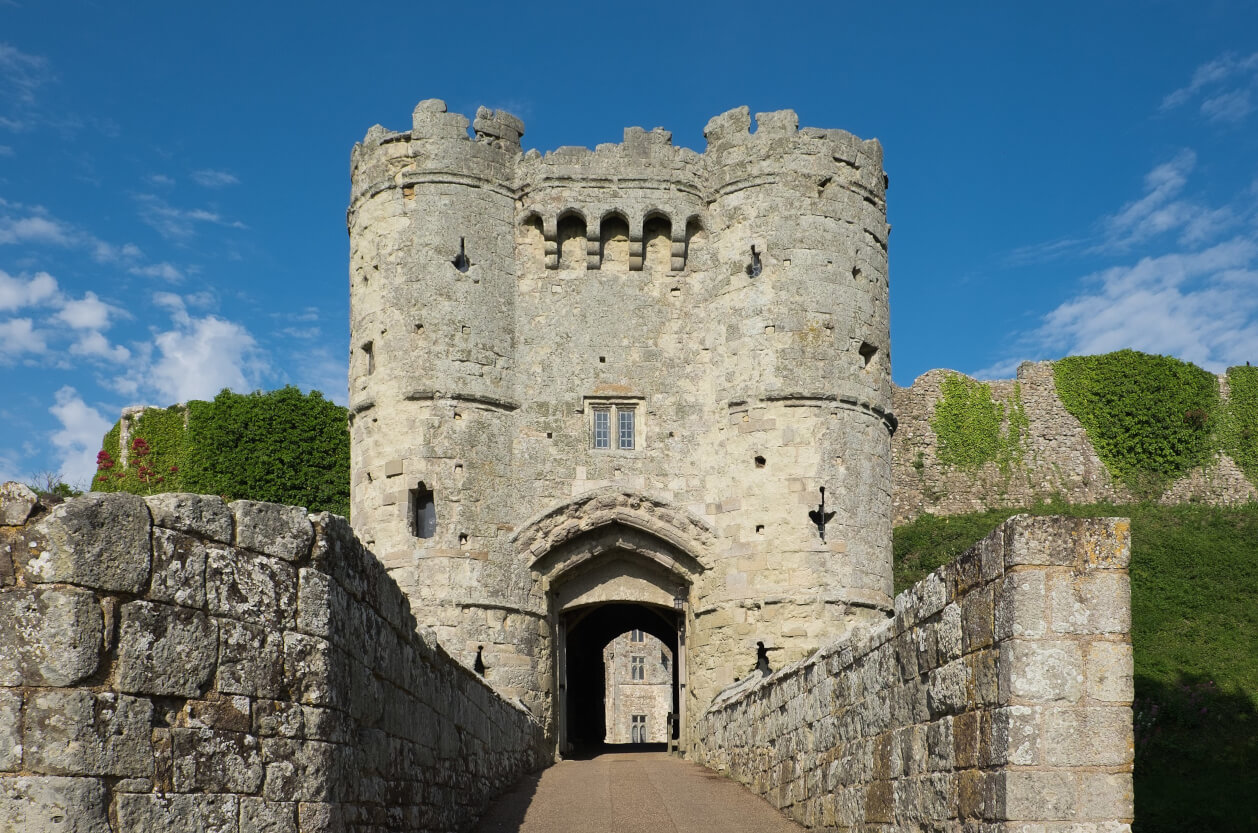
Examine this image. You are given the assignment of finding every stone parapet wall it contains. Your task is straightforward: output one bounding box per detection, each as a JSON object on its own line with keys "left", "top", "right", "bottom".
{"left": 691, "top": 515, "right": 1134, "bottom": 832}
{"left": 892, "top": 362, "right": 1257, "bottom": 523}
{"left": 0, "top": 489, "right": 547, "bottom": 833}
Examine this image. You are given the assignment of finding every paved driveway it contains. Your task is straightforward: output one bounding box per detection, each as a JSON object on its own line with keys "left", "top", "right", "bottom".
{"left": 470, "top": 750, "right": 806, "bottom": 833}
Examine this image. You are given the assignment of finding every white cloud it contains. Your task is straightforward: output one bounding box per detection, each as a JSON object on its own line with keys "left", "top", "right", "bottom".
{"left": 146, "top": 173, "right": 175, "bottom": 187}
{"left": 0, "top": 43, "right": 51, "bottom": 107}
{"left": 0, "top": 145, "right": 12, "bottom": 156}
{"left": 0, "top": 317, "right": 48, "bottom": 357}
{"left": 69, "top": 330, "right": 130, "bottom": 363}
{"left": 1201, "top": 89, "right": 1254, "bottom": 124}
{"left": 129, "top": 261, "right": 184, "bottom": 281}
{"left": 1162, "top": 52, "right": 1258, "bottom": 120}
{"left": 988, "top": 239, "right": 1258, "bottom": 376}
{"left": 56, "top": 290, "right": 120, "bottom": 330}
{"left": 1098, "top": 150, "right": 1202, "bottom": 250}
{"left": 91, "top": 240, "right": 143, "bottom": 264}
{"left": 0, "top": 212, "right": 72, "bottom": 246}
{"left": 135, "top": 194, "right": 247, "bottom": 240}
{"left": 191, "top": 169, "right": 240, "bottom": 188}
{"left": 48, "top": 386, "right": 111, "bottom": 487}
{"left": 119, "top": 296, "right": 266, "bottom": 403}
{"left": 0, "top": 269, "right": 58, "bottom": 311}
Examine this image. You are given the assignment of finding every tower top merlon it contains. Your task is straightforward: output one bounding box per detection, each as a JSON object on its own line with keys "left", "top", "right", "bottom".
{"left": 473, "top": 106, "right": 525, "bottom": 149}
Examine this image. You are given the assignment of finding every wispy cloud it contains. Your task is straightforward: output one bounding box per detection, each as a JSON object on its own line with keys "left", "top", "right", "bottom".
{"left": 135, "top": 193, "right": 247, "bottom": 240}
{"left": 0, "top": 211, "right": 73, "bottom": 246}
{"left": 190, "top": 169, "right": 240, "bottom": 188}
{"left": 0, "top": 317, "right": 49, "bottom": 358}
{"left": 0, "top": 42, "right": 53, "bottom": 132}
{"left": 129, "top": 261, "right": 184, "bottom": 282}
{"left": 1162, "top": 51, "right": 1258, "bottom": 123}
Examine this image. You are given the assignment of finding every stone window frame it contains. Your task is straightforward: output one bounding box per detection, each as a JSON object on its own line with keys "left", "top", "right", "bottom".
{"left": 630, "top": 628, "right": 644, "bottom": 643}
{"left": 630, "top": 655, "right": 645, "bottom": 680}
{"left": 631, "top": 714, "right": 647, "bottom": 743}
{"left": 583, "top": 396, "right": 644, "bottom": 452}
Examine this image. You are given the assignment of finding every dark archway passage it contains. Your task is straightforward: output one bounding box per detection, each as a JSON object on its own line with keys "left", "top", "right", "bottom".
{"left": 561, "top": 602, "right": 680, "bottom": 754}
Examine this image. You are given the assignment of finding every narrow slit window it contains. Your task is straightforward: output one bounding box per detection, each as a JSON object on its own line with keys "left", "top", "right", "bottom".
{"left": 593, "top": 409, "right": 611, "bottom": 449}
{"left": 410, "top": 484, "right": 436, "bottom": 539}
{"left": 361, "top": 341, "right": 374, "bottom": 375}
{"left": 630, "top": 629, "right": 644, "bottom": 643}
{"left": 618, "top": 408, "right": 635, "bottom": 450}
{"left": 859, "top": 341, "right": 878, "bottom": 368}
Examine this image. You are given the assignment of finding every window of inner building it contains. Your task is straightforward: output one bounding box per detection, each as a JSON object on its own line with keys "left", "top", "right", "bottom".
{"left": 410, "top": 483, "right": 436, "bottom": 539}
{"left": 631, "top": 655, "right": 645, "bottom": 680}
{"left": 631, "top": 714, "right": 646, "bottom": 743}
{"left": 630, "top": 629, "right": 644, "bottom": 643}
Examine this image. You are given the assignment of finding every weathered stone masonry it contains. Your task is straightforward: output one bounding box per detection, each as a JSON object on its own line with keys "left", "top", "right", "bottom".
{"left": 0, "top": 490, "right": 546, "bottom": 832}
{"left": 693, "top": 514, "right": 1134, "bottom": 832}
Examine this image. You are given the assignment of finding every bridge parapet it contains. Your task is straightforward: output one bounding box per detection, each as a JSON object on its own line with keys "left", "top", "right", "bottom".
{"left": 0, "top": 488, "right": 548, "bottom": 832}
{"left": 693, "top": 514, "right": 1134, "bottom": 832}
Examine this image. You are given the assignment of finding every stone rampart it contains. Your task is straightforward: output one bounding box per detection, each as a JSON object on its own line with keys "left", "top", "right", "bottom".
{"left": 691, "top": 514, "right": 1134, "bottom": 832}
{"left": 892, "top": 361, "right": 1257, "bottom": 523}
{"left": 0, "top": 489, "right": 547, "bottom": 832}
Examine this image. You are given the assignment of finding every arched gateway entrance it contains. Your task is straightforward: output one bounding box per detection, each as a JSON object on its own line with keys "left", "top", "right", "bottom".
{"left": 516, "top": 491, "right": 711, "bottom": 756}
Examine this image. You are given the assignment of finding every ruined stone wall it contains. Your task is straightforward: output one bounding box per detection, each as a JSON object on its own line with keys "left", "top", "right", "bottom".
{"left": 0, "top": 489, "right": 547, "bottom": 833}
{"left": 892, "top": 361, "right": 1257, "bottom": 524}
{"left": 691, "top": 515, "right": 1135, "bottom": 832}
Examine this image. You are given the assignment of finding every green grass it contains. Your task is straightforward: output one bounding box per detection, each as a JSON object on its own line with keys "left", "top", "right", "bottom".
{"left": 894, "top": 502, "right": 1258, "bottom": 833}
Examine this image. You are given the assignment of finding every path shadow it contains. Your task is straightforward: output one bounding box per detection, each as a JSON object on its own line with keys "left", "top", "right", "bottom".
{"left": 563, "top": 741, "right": 669, "bottom": 760}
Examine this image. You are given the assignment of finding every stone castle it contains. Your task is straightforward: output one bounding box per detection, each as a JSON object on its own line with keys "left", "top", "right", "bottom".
{"left": 0, "top": 102, "right": 1137, "bottom": 832}
{"left": 348, "top": 100, "right": 896, "bottom": 749}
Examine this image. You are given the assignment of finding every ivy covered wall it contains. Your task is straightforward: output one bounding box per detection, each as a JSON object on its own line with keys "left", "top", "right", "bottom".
{"left": 892, "top": 353, "right": 1258, "bottom": 523}
{"left": 92, "top": 387, "right": 350, "bottom": 517}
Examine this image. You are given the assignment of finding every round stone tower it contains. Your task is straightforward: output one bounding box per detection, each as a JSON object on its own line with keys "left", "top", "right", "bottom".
{"left": 348, "top": 101, "right": 895, "bottom": 749}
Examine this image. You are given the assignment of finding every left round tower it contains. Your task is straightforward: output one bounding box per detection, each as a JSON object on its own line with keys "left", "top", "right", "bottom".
{"left": 348, "top": 101, "right": 545, "bottom": 711}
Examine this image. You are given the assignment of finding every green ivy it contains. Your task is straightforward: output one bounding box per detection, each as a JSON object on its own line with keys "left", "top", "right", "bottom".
{"left": 1223, "top": 365, "right": 1258, "bottom": 484}
{"left": 931, "top": 374, "right": 1026, "bottom": 473}
{"left": 1053, "top": 350, "right": 1220, "bottom": 497}
{"left": 92, "top": 387, "right": 350, "bottom": 517}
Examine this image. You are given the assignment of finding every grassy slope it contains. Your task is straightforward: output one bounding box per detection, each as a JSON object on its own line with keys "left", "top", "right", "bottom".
{"left": 894, "top": 502, "right": 1258, "bottom": 833}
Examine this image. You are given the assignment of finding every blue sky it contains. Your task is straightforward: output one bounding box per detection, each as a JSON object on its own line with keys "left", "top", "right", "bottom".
{"left": 2, "top": 1, "right": 1256, "bottom": 487}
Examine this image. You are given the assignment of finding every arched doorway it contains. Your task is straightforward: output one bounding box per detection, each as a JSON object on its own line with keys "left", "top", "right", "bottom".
{"left": 560, "top": 601, "right": 681, "bottom": 753}
{"left": 512, "top": 490, "right": 713, "bottom": 755}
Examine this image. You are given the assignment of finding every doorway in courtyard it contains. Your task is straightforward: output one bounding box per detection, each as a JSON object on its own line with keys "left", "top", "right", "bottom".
{"left": 557, "top": 601, "right": 684, "bottom": 755}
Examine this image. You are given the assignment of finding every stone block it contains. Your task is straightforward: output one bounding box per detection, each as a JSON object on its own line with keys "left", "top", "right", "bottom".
{"left": 145, "top": 493, "right": 233, "bottom": 543}
{"left": 0, "top": 481, "right": 38, "bottom": 525}
{"left": 116, "top": 600, "right": 217, "bottom": 697}
{"left": 1085, "top": 641, "right": 1134, "bottom": 702}
{"left": 994, "top": 570, "right": 1046, "bottom": 641}
{"left": 1043, "top": 707, "right": 1133, "bottom": 767}
{"left": 261, "top": 739, "right": 339, "bottom": 802}
{"left": 937, "top": 602, "right": 963, "bottom": 662}
{"left": 172, "top": 727, "right": 264, "bottom": 793}
{"left": 0, "top": 587, "right": 102, "bottom": 686}
{"left": 0, "top": 775, "right": 110, "bottom": 833}
{"left": 114, "top": 793, "right": 239, "bottom": 833}
{"left": 149, "top": 528, "right": 207, "bottom": 608}
{"left": 23, "top": 690, "right": 153, "bottom": 777}
{"left": 297, "top": 801, "right": 344, "bottom": 833}
{"left": 240, "top": 798, "right": 297, "bottom": 833}
{"left": 989, "top": 705, "right": 1040, "bottom": 765}
{"left": 1000, "top": 640, "right": 1083, "bottom": 704}
{"left": 961, "top": 583, "right": 994, "bottom": 652}
{"left": 185, "top": 694, "right": 252, "bottom": 733}
{"left": 207, "top": 547, "right": 298, "bottom": 628}
{"left": 284, "top": 632, "right": 343, "bottom": 708}
{"left": 0, "top": 688, "right": 21, "bottom": 770}
{"left": 231, "top": 500, "right": 314, "bottom": 562}
{"left": 1003, "top": 516, "right": 1130, "bottom": 570}
{"left": 217, "top": 618, "right": 285, "bottom": 698}
{"left": 20, "top": 492, "right": 151, "bottom": 592}
{"left": 997, "top": 771, "right": 1077, "bottom": 821}
{"left": 1077, "top": 772, "right": 1134, "bottom": 820}
{"left": 1048, "top": 571, "right": 1131, "bottom": 635}
{"left": 254, "top": 700, "right": 305, "bottom": 738}
{"left": 926, "top": 661, "right": 968, "bottom": 717}
{"left": 925, "top": 717, "right": 954, "bottom": 771}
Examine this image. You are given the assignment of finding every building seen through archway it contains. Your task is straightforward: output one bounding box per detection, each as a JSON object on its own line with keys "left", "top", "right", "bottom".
{"left": 604, "top": 628, "right": 673, "bottom": 744}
